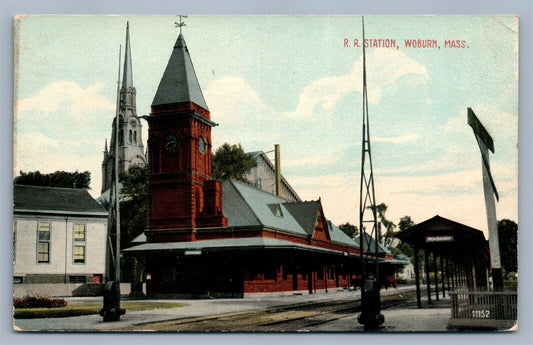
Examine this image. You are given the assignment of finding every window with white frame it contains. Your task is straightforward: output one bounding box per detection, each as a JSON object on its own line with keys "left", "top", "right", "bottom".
{"left": 73, "top": 224, "right": 86, "bottom": 264}
{"left": 37, "top": 222, "right": 51, "bottom": 263}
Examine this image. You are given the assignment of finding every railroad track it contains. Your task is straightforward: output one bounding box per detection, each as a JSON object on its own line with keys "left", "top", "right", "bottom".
{"left": 128, "top": 289, "right": 418, "bottom": 332}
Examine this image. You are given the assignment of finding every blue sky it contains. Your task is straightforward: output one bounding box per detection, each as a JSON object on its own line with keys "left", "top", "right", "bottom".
{"left": 13, "top": 15, "right": 518, "bottom": 235}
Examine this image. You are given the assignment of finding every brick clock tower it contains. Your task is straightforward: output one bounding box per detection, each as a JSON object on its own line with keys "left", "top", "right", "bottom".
{"left": 147, "top": 32, "right": 227, "bottom": 242}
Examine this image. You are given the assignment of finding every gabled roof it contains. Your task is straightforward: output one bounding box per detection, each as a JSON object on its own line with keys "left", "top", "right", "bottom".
{"left": 354, "top": 232, "right": 391, "bottom": 255}
{"left": 221, "top": 181, "right": 360, "bottom": 252}
{"left": 283, "top": 201, "right": 321, "bottom": 236}
{"left": 327, "top": 220, "right": 360, "bottom": 248}
{"left": 222, "top": 180, "right": 308, "bottom": 237}
{"left": 395, "top": 215, "right": 489, "bottom": 266}
{"left": 14, "top": 185, "right": 107, "bottom": 217}
{"left": 128, "top": 180, "right": 362, "bottom": 254}
{"left": 395, "top": 215, "right": 485, "bottom": 243}
{"left": 151, "top": 33, "right": 209, "bottom": 110}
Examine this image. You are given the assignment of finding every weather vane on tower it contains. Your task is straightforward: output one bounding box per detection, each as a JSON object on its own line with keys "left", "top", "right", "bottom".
{"left": 175, "top": 15, "right": 188, "bottom": 34}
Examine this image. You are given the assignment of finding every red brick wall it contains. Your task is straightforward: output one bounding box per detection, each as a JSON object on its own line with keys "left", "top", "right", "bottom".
{"left": 243, "top": 264, "right": 352, "bottom": 293}
{"left": 147, "top": 101, "right": 226, "bottom": 233}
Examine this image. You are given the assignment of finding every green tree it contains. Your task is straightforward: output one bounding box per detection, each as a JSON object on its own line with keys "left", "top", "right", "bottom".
{"left": 394, "top": 216, "right": 415, "bottom": 260}
{"left": 116, "top": 165, "right": 149, "bottom": 296}
{"left": 14, "top": 170, "right": 91, "bottom": 189}
{"left": 398, "top": 215, "right": 415, "bottom": 231}
{"left": 371, "top": 203, "right": 396, "bottom": 247}
{"left": 119, "top": 165, "right": 149, "bottom": 246}
{"left": 338, "top": 222, "right": 359, "bottom": 238}
{"left": 498, "top": 219, "right": 518, "bottom": 274}
{"left": 212, "top": 143, "right": 257, "bottom": 182}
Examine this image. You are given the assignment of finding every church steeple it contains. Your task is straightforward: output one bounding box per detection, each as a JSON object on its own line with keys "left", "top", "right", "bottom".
{"left": 151, "top": 33, "right": 209, "bottom": 111}
{"left": 101, "top": 22, "right": 146, "bottom": 195}
{"left": 120, "top": 21, "right": 136, "bottom": 117}
{"left": 122, "top": 21, "right": 133, "bottom": 89}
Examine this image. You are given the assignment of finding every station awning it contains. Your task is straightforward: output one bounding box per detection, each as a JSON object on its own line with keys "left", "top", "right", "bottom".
{"left": 395, "top": 215, "right": 490, "bottom": 267}
{"left": 124, "top": 237, "right": 361, "bottom": 258}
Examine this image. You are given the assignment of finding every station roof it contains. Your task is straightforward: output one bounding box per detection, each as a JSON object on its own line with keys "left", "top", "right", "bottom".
{"left": 327, "top": 221, "right": 364, "bottom": 248}
{"left": 127, "top": 180, "right": 361, "bottom": 255}
{"left": 151, "top": 33, "right": 209, "bottom": 110}
{"left": 395, "top": 215, "right": 490, "bottom": 267}
{"left": 354, "top": 232, "right": 391, "bottom": 256}
{"left": 222, "top": 180, "right": 308, "bottom": 237}
{"left": 124, "top": 236, "right": 359, "bottom": 258}
{"left": 223, "top": 180, "right": 359, "bottom": 248}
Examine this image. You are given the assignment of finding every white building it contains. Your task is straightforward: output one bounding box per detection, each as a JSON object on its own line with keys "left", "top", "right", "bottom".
{"left": 13, "top": 185, "right": 108, "bottom": 297}
{"left": 395, "top": 253, "right": 415, "bottom": 282}
{"left": 245, "top": 151, "right": 301, "bottom": 202}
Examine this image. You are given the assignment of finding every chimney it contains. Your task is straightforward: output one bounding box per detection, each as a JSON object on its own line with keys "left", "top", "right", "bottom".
{"left": 275, "top": 144, "right": 281, "bottom": 197}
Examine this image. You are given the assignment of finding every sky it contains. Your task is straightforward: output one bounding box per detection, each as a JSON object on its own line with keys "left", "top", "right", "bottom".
{"left": 13, "top": 15, "right": 518, "bottom": 236}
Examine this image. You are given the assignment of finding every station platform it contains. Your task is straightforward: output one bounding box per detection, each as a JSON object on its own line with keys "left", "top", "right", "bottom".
{"left": 13, "top": 285, "right": 458, "bottom": 332}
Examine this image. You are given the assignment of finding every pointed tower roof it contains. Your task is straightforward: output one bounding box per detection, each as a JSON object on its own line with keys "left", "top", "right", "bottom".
{"left": 152, "top": 33, "right": 209, "bottom": 110}
{"left": 122, "top": 21, "right": 133, "bottom": 89}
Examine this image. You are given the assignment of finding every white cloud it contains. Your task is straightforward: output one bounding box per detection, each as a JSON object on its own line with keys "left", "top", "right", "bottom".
{"left": 13, "top": 81, "right": 121, "bottom": 195}
{"left": 15, "top": 81, "right": 115, "bottom": 119}
{"left": 443, "top": 105, "right": 518, "bottom": 150}
{"left": 373, "top": 133, "right": 420, "bottom": 144}
{"left": 282, "top": 154, "right": 340, "bottom": 169}
{"left": 380, "top": 105, "right": 518, "bottom": 176}
{"left": 286, "top": 166, "right": 517, "bottom": 237}
{"left": 381, "top": 144, "right": 477, "bottom": 175}
{"left": 204, "top": 76, "right": 270, "bottom": 126}
{"left": 14, "top": 132, "right": 103, "bottom": 196}
{"left": 284, "top": 49, "right": 428, "bottom": 117}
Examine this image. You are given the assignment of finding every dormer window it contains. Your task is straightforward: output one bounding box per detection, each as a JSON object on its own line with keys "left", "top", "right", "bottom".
{"left": 275, "top": 204, "right": 283, "bottom": 217}
{"left": 268, "top": 203, "right": 284, "bottom": 218}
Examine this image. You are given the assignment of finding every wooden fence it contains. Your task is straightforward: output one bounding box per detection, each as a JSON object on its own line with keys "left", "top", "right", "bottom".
{"left": 450, "top": 287, "right": 517, "bottom": 329}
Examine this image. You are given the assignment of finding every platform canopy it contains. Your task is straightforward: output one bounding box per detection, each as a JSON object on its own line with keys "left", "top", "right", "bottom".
{"left": 395, "top": 215, "right": 490, "bottom": 267}
{"left": 124, "top": 236, "right": 361, "bottom": 258}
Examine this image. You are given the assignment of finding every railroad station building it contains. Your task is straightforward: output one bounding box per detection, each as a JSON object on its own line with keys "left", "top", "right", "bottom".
{"left": 124, "top": 30, "right": 400, "bottom": 297}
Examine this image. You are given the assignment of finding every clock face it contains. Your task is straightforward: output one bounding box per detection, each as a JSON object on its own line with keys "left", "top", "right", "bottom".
{"left": 164, "top": 134, "right": 179, "bottom": 152}
{"left": 198, "top": 137, "right": 207, "bottom": 155}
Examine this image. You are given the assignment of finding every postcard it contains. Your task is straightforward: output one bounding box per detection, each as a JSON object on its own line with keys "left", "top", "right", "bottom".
{"left": 13, "top": 15, "right": 518, "bottom": 332}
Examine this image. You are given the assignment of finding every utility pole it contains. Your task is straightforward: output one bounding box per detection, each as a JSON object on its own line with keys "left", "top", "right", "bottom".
{"left": 357, "top": 16, "right": 384, "bottom": 330}
{"left": 100, "top": 45, "right": 126, "bottom": 321}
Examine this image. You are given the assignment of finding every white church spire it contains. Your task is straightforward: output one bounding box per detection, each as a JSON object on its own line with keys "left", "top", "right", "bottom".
{"left": 101, "top": 22, "right": 146, "bottom": 196}
{"left": 122, "top": 21, "right": 133, "bottom": 89}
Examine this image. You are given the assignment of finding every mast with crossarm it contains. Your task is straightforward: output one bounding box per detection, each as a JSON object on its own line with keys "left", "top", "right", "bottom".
{"left": 357, "top": 16, "right": 384, "bottom": 330}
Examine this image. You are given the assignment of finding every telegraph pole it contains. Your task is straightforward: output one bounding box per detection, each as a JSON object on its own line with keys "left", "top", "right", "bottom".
{"left": 357, "top": 16, "right": 384, "bottom": 330}
{"left": 100, "top": 45, "right": 125, "bottom": 321}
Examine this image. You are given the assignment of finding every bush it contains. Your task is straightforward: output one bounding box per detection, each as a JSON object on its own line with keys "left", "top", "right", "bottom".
{"left": 14, "top": 306, "right": 96, "bottom": 319}
{"left": 14, "top": 295, "right": 68, "bottom": 309}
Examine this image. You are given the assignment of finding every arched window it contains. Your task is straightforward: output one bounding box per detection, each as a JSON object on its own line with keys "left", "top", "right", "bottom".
{"left": 133, "top": 131, "right": 137, "bottom": 144}
{"left": 128, "top": 130, "right": 132, "bottom": 144}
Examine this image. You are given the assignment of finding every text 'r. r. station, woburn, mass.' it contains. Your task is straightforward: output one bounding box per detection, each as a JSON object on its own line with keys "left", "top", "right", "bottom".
{"left": 344, "top": 38, "right": 469, "bottom": 49}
